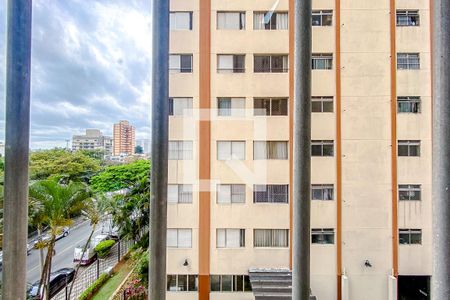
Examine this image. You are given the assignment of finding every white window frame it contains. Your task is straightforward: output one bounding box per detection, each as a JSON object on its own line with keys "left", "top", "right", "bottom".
{"left": 217, "top": 12, "right": 246, "bottom": 30}
{"left": 216, "top": 229, "right": 246, "bottom": 248}
{"left": 253, "top": 229, "right": 289, "bottom": 248}
{"left": 396, "top": 10, "right": 420, "bottom": 26}
{"left": 311, "top": 96, "right": 334, "bottom": 113}
{"left": 169, "top": 97, "right": 193, "bottom": 116}
{"left": 397, "top": 96, "right": 421, "bottom": 113}
{"left": 217, "top": 184, "right": 246, "bottom": 204}
{"left": 166, "top": 274, "right": 198, "bottom": 292}
{"left": 253, "top": 98, "right": 288, "bottom": 116}
{"left": 168, "top": 184, "right": 193, "bottom": 204}
{"left": 312, "top": 10, "right": 333, "bottom": 26}
{"left": 311, "top": 184, "right": 334, "bottom": 201}
{"left": 253, "top": 12, "right": 289, "bottom": 30}
{"left": 170, "top": 12, "right": 193, "bottom": 30}
{"left": 169, "top": 54, "right": 193, "bottom": 73}
{"left": 398, "top": 140, "right": 421, "bottom": 157}
{"left": 169, "top": 141, "right": 193, "bottom": 160}
{"left": 217, "top": 97, "right": 245, "bottom": 117}
{"left": 253, "top": 184, "right": 289, "bottom": 203}
{"left": 253, "top": 141, "right": 289, "bottom": 160}
{"left": 398, "top": 184, "right": 421, "bottom": 201}
{"left": 167, "top": 229, "right": 192, "bottom": 248}
{"left": 397, "top": 53, "right": 420, "bottom": 70}
{"left": 210, "top": 275, "right": 252, "bottom": 292}
{"left": 311, "top": 228, "right": 335, "bottom": 244}
{"left": 399, "top": 229, "right": 422, "bottom": 245}
{"left": 254, "top": 55, "right": 289, "bottom": 73}
{"left": 217, "top": 54, "right": 245, "bottom": 73}
{"left": 312, "top": 53, "right": 333, "bottom": 70}
{"left": 311, "top": 140, "right": 334, "bottom": 157}
{"left": 217, "top": 141, "right": 246, "bottom": 160}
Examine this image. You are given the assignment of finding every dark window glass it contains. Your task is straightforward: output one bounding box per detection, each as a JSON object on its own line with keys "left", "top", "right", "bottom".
{"left": 167, "top": 275, "right": 177, "bottom": 291}
{"left": 322, "top": 144, "right": 334, "bottom": 156}
{"left": 210, "top": 275, "right": 220, "bottom": 291}
{"left": 244, "top": 276, "right": 252, "bottom": 291}
{"left": 271, "top": 55, "right": 285, "bottom": 72}
{"left": 178, "top": 275, "right": 188, "bottom": 291}
{"left": 254, "top": 56, "right": 270, "bottom": 72}
{"left": 311, "top": 101, "right": 322, "bottom": 112}
{"left": 218, "top": 98, "right": 232, "bottom": 116}
{"left": 323, "top": 101, "right": 333, "bottom": 112}
{"left": 169, "top": 98, "right": 174, "bottom": 115}
{"left": 312, "top": 229, "right": 335, "bottom": 244}
{"left": 234, "top": 275, "right": 243, "bottom": 292}
{"left": 188, "top": 275, "right": 198, "bottom": 291}
{"left": 222, "top": 275, "right": 232, "bottom": 291}
{"left": 180, "top": 55, "right": 192, "bottom": 72}
{"left": 271, "top": 99, "right": 288, "bottom": 115}
{"left": 398, "top": 145, "right": 409, "bottom": 156}
{"left": 254, "top": 99, "right": 271, "bottom": 115}
{"left": 311, "top": 144, "right": 323, "bottom": 156}
{"left": 233, "top": 55, "right": 245, "bottom": 73}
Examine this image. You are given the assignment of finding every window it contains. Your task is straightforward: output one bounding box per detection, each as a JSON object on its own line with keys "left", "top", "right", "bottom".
{"left": 311, "top": 184, "right": 334, "bottom": 201}
{"left": 253, "top": 12, "right": 288, "bottom": 30}
{"left": 397, "top": 53, "right": 420, "bottom": 70}
{"left": 397, "top": 96, "right": 421, "bottom": 113}
{"left": 312, "top": 10, "right": 333, "bottom": 26}
{"left": 169, "top": 98, "right": 193, "bottom": 116}
{"left": 169, "top": 141, "right": 193, "bottom": 160}
{"left": 311, "top": 140, "right": 334, "bottom": 156}
{"left": 399, "top": 229, "right": 422, "bottom": 245}
{"left": 399, "top": 184, "right": 421, "bottom": 201}
{"left": 167, "top": 229, "right": 192, "bottom": 248}
{"left": 312, "top": 229, "right": 335, "bottom": 244}
{"left": 168, "top": 184, "right": 193, "bottom": 204}
{"left": 170, "top": 12, "right": 193, "bottom": 30}
{"left": 396, "top": 10, "right": 420, "bottom": 26}
{"left": 253, "top": 229, "right": 289, "bottom": 247}
{"left": 169, "top": 54, "right": 193, "bottom": 73}
{"left": 312, "top": 54, "right": 333, "bottom": 70}
{"left": 217, "top": 229, "right": 245, "bottom": 248}
{"left": 217, "top": 141, "right": 245, "bottom": 160}
{"left": 254, "top": 98, "right": 288, "bottom": 116}
{"left": 254, "top": 55, "right": 289, "bottom": 73}
{"left": 312, "top": 96, "right": 333, "bottom": 113}
{"left": 254, "top": 141, "right": 288, "bottom": 160}
{"left": 217, "top": 55, "right": 245, "bottom": 73}
{"left": 210, "top": 275, "right": 252, "bottom": 292}
{"left": 217, "top": 184, "right": 246, "bottom": 204}
{"left": 217, "top": 12, "right": 245, "bottom": 30}
{"left": 167, "top": 275, "right": 198, "bottom": 291}
{"left": 398, "top": 140, "right": 420, "bottom": 157}
{"left": 217, "top": 98, "right": 245, "bottom": 116}
{"left": 253, "top": 185, "right": 289, "bottom": 203}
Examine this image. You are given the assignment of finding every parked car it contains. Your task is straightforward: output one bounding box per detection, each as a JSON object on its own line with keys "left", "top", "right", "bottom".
{"left": 27, "top": 268, "right": 75, "bottom": 299}
{"left": 33, "top": 227, "right": 70, "bottom": 249}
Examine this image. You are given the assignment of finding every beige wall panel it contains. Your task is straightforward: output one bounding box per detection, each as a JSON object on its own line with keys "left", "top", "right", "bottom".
{"left": 312, "top": 114, "right": 335, "bottom": 139}
{"left": 398, "top": 228, "right": 432, "bottom": 274}
{"left": 312, "top": 71, "right": 335, "bottom": 96}
{"left": 168, "top": 161, "right": 197, "bottom": 183}
{"left": 170, "top": 30, "right": 199, "bottom": 54}
{"left": 341, "top": 0, "right": 389, "bottom": 10}
{"left": 167, "top": 237, "right": 199, "bottom": 273}
{"left": 170, "top": 0, "right": 198, "bottom": 11}
{"left": 212, "top": 0, "right": 289, "bottom": 12}
{"left": 169, "top": 118, "right": 197, "bottom": 139}
{"left": 397, "top": 69, "right": 431, "bottom": 96}
{"left": 168, "top": 293, "right": 199, "bottom": 300}
{"left": 311, "top": 159, "right": 336, "bottom": 183}
{"left": 311, "top": 202, "right": 337, "bottom": 227}
{"left": 396, "top": 0, "right": 431, "bottom": 9}
{"left": 312, "top": 0, "right": 335, "bottom": 10}
{"left": 311, "top": 275, "right": 336, "bottom": 300}
{"left": 312, "top": 28, "right": 335, "bottom": 53}
{"left": 247, "top": 32, "right": 289, "bottom": 54}
{"left": 170, "top": 73, "right": 199, "bottom": 98}
{"left": 210, "top": 293, "right": 255, "bottom": 300}
{"left": 168, "top": 202, "right": 199, "bottom": 228}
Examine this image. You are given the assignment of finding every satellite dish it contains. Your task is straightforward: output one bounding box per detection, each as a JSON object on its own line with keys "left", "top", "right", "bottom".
{"left": 264, "top": 0, "right": 280, "bottom": 24}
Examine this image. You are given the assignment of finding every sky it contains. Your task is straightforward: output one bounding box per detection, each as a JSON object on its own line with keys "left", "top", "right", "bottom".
{"left": 0, "top": 0, "right": 152, "bottom": 149}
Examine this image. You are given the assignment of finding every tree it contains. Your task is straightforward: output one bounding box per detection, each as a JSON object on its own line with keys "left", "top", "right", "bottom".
{"left": 135, "top": 145, "right": 144, "bottom": 154}
{"left": 90, "top": 159, "right": 150, "bottom": 192}
{"left": 30, "top": 149, "right": 101, "bottom": 181}
{"left": 29, "top": 180, "right": 92, "bottom": 299}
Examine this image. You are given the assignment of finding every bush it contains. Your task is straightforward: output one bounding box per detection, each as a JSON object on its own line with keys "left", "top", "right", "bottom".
{"left": 94, "top": 240, "right": 116, "bottom": 258}
{"left": 137, "top": 252, "right": 149, "bottom": 286}
{"left": 79, "top": 273, "right": 110, "bottom": 300}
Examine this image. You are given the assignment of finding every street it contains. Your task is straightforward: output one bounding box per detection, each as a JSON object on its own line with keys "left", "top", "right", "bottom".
{"left": 1, "top": 220, "right": 103, "bottom": 285}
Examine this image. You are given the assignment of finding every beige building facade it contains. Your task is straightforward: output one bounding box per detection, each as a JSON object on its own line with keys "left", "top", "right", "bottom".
{"left": 113, "top": 120, "right": 136, "bottom": 156}
{"left": 72, "top": 129, "right": 112, "bottom": 155}
{"left": 167, "top": 0, "right": 432, "bottom": 299}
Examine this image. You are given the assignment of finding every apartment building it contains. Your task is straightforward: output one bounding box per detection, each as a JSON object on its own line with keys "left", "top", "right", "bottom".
{"left": 167, "top": 0, "right": 432, "bottom": 299}
{"left": 113, "top": 120, "right": 136, "bottom": 156}
{"left": 71, "top": 129, "right": 112, "bottom": 155}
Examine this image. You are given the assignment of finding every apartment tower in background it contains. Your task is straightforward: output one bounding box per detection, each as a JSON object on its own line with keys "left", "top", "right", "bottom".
{"left": 72, "top": 129, "right": 113, "bottom": 155}
{"left": 113, "top": 120, "right": 136, "bottom": 156}
{"left": 167, "top": 1, "right": 432, "bottom": 299}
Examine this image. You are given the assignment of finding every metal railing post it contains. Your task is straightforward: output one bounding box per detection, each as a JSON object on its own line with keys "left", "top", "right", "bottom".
{"left": 2, "top": 0, "right": 32, "bottom": 299}
{"left": 292, "top": 0, "right": 312, "bottom": 299}
{"left": 149, "top": 0, "right": 170, "bottom": 298}
{"left": 432, "top": 0, "right": 450, "bottom": 298}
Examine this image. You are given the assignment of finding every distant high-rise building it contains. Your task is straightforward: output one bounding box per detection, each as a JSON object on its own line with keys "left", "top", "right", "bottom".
{"left": 113, "top": 120, "right": 136, "bottom": 156}
{"left": 136, "top": 139, "right": 151, "bottom": 154}
{"left": 72, "top": 129, "right": 112, "bottom": 155}
{"left": 0, "top": 141, "right": 4, "bottom": 157}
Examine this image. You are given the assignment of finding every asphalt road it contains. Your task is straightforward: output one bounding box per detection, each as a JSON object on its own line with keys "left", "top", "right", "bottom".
{"left": 24, "top": 221, "right": 103, "bottom": 284}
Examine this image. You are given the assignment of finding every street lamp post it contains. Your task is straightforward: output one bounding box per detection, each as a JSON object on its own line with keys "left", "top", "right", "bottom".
{"left": 2, "top": 0, "right": 32, "bottom": 299}
{"left": 431, "top": 0, "right": 450, "bottom": 298}
{"left": 149, "top": 0, "right": 170, "bottom": 299}
{"left": 292, "top": 0, "right": 312, "bottom": 299}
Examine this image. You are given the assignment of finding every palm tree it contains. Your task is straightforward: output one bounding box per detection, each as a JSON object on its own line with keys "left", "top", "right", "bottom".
{"left": 68, "top": 195, "right": 106, "bottom": 298}
{"left": 29, "top": 180, "right": 91, "bottom": 300}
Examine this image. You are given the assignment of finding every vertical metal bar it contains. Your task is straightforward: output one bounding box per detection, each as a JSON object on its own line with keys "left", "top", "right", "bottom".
{"left": 292, "top": 0, "right": 312, "bottom": 299}
{"left": 2, "top": 0, "right": 32, "bottom": 299}
{"left": 149, "top": 0, "right": 169, "bottom": 298}
{"left": 432, "top": 0, "right": 450, "bottom": 298}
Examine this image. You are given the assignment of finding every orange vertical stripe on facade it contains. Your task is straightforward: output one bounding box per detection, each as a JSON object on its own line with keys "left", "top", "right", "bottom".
{"left": 389, "top": 0, "right": 399, "bottom": 278}
{"left": 199, "top": 0, "right": 211, "bottom": 299}
{"left": 335, "top": 0, "right": 342, "bottom": 299}
{"left": 288, "top": 0, "right": 294, "bottom": 269}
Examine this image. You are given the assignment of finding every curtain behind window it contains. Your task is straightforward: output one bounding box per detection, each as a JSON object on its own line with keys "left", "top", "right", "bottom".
{"left": 253, "top": 12, "right": 265, "bottom": 29}
{"left": 276, "top": 13, "right": 288, "bottom": 29}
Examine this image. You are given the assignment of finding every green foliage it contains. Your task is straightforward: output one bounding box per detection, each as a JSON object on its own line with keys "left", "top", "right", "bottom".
{"left": 94, "top": 240, "right": 116, "bottom": 258}
{"left": 90, "top": 160, "right": 150, "bottom": 192}
{"left": 30, "top": 149, "right": 101, "bottom": 181}
{"left": 79, "top": 273, "right": 111, "bottom": 300}
{"left": 136, "top": 251, "right": 149, "bottom": 285}
{"left": 79, "top": 149, "right": 106, "bottom": 161}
